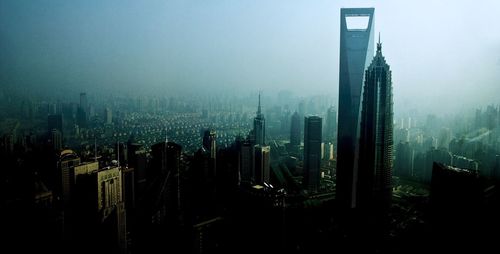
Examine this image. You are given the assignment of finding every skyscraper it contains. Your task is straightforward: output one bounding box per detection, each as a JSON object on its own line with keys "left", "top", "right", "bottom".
{"left": 281, "top": 109, "right": 291, "bottom": 135}
{"left": 202, "top": 129, "right": 217, "bottom": 160}
{"left": 254, "top": 93, "right": 266, "bottom": 146}
{"left": 105, "top": 107, "right": 112, "bottom": 124}
{"left": 290, "top": 111, "right": 301, "bottom": 146}
{"left": 69, "top": 160, "right": 128, "bottom": 253}
{"left": 151, "top": 142, "right": 168, "bottom": 178}
{"left": 254, "top": 145, "right": 271, "bottom": 184}
{"left": 78, "top": 93, "right": 88, "bottom": 128}
{"left": 303, "top": 116, "right": 322, "bottom": 193}
{"left": 337, "top": 8, "right": 375, "bottom": 208}
{"left": 127, "top": 139, "right": 147, "bottom": 197}
{"left": 77, "top": 108, "right": 87, "bottom": 128}
{"left": 357, "top": 38, "right": 393, "bottom": 209}
{"left": 48, "top": 113, "right": 63, "bottom": 150}
{"left": 202, "top": 128, "right": 217, "bottom": 179}
{"left": 240, "top": 141, "right": 254, "bottom": 183}
{"left": 57, "top": 149, "right": 81, "bottom": 205}
{"left": 151, "top": 141, "right": 182, "bottom": 178}
{"left": 394, "top": 142, "right": 414, "bottom": 178}
{"left": 324, "top": 106, "right": 337, "bottom": 143}
{"left": 97, "top": 166, "right": 123, "bottom": 220}
{"left": 50, "top": 129, "right": 63, "bottom": 151}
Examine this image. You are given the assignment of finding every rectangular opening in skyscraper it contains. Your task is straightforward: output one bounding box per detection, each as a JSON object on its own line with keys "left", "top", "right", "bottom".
{"left": 345, "top": 15, "right": 370, "bottom": 30}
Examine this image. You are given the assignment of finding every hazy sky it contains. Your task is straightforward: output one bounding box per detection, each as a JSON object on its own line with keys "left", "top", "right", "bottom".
{"left": 1, "top": 0, "right": 499, "bottom": 114}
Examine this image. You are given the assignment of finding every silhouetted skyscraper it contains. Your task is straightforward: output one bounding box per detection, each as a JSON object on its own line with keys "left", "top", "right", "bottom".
{"left": 290, "top": 111, "right": 301, "bottom": 146}
{"left": 254, "top": 145, "right": 270, "bottom": 184}
{"left": 303, "top": 116, "right": 322, "bottom": 193}
{"left": 164, "top": 142, "right": 183, "bottom": 225}
{"left": 337, "top": 8, "right": 375, "bottom": 208}
{"left": 254, "top": 93, "right": 266, "bottom": 146}
{"left": 127, "top": 139, "right": 147, "bottom": 198}
{"left": 151, "top": 141, "right": 182, "bottom": 178}
{"left": 201, "top": 128, "right": 217, "bottom": 180}
{"left": 240, "top": 140, "right": 254, "bottom": 184}
{"left": 357, "top": 38, "right": 393, "bottom": 209}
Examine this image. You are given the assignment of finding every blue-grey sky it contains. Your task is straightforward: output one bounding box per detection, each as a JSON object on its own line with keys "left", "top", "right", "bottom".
{"left": 1, "top": 0, "right": 499, "bottom": 114}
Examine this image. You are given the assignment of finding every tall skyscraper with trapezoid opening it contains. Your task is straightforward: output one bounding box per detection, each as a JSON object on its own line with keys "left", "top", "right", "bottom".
{"left": 336, "top": 7, "right": 375, "bottom": 209}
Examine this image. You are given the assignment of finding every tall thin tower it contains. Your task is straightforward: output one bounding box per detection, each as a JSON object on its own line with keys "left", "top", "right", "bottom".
{"left": 254, "top": 92, "right": 266, "bottom": 146}
{"left": 337, "top": 8, "right": 375, "bottom": 209}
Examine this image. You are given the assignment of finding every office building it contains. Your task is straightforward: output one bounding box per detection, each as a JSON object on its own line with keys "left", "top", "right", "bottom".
{"left": 303, "top": 116, "right": 322, "bottom": 193}
{"left": 240, "top": 140, "right": 254, "bottom": 183}
{"left": 58, "top": 149, "right": 81, "bottom": 204}
{"left": 254, "top": 145, "right": 271, "bottom": 184}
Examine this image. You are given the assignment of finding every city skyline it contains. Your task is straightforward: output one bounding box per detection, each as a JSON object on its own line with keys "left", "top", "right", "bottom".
{"left": 1, "top": 1, "right": 500, "bottom": 115}
{"left": 2, "top": 2, "right": 500, "bottom": 253}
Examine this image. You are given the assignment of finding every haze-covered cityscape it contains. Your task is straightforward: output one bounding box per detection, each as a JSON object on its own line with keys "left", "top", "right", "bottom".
{"left": 1, "top": 1, "right": 500, "bottom": 253}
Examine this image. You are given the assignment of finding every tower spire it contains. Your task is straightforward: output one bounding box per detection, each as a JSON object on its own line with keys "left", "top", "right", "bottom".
{"left": 257, "top": 91, "right": 262, "bottom": 115}
{"left": 377, "top": 32, "right": 382, "bottom": 52}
